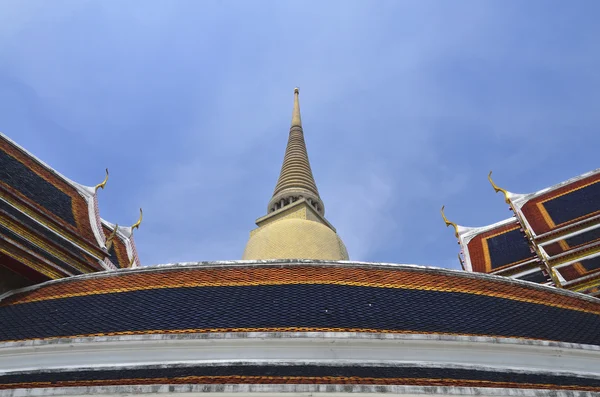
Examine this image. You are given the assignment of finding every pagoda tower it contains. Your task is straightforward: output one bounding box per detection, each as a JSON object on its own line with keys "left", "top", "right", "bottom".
{"left": 242, "top": 88, "right": 348, "bottom": 260}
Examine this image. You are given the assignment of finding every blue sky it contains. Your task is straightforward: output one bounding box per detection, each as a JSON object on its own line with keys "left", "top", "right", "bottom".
{"left": 1, "top": 1, "right": 599, "bottom": 268}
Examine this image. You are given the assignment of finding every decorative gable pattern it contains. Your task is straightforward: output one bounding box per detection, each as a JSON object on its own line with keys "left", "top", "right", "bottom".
{"left": 453, "top": 218, "right": 545, "bottom": 284}
{"left": 457, "top": 219, "right": 534, "bottom": 273}
{"left": 101, "top": 220, "right": 140, "bottom": 269}
{"left": 445, "top": 169, "right": 600, "bottom": 297}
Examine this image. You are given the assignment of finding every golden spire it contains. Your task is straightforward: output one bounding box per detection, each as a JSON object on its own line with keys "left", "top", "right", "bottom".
{"left": 243, "top": 88, "right": 348, "bottom": 261}
{"left": 291, "top": 87, "right": 302, "bottom": 127}
{"left": 269, "top": 88, "right": 323, "bottom": 215}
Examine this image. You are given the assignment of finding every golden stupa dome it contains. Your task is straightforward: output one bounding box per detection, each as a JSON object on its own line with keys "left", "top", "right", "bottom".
{"left": 242, "top": 200, "right": 348, "bottom": 261}
{"left": 243, "top": 209, "right": 348, "bottom": 261}
{"left": 243, "top": 88, "right": 348, "bottom": 261}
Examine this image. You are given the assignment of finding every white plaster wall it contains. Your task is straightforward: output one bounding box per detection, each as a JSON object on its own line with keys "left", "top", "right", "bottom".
{"left": 1, "top": 333, "right": 599, "bottom": 397}
{"left": 1, "top": 384, "right": 599, "bottom": 397}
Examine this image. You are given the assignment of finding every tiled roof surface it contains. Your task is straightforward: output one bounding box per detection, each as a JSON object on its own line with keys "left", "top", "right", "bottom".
{"left": 0, "top": 136, "right": 103, "bottom": 252}
{"left": 559, "top": 263, "right": 587, "bottom": 282}
{"left": 0, "top": 198, "right": 104, "bottom": 280}
{"left": 579, "top": 256, "right": 600, "bottom": 272}
{"left": 0, "top": 223, "right": 82, "bottom": 276}
{"left": 1, "top": 263, "right": 599, "bottom": 345}
{"left": 559, "top": 257, "right": 600, "bottom": 286}
{"left": 521, "top": 172, "right": 600, "bottom": 235}
{"left": 465, "top": 221, "right": 535, "bottom": 273}
{"left": 101, "top": 224, "right": 130, "bottom": 269}
{"left": 0, "top": 149, "right": 76, "bottom": 226}
{"left": 544, "top": 227, "right": 600, "bottom": 256}
{"left": 516, "top": 269, "right": 548, "bottom": 283}
{"left": 0, "top": 200, "right": 97, "bottom": 267}
{"left": 2, "top": 363, "right": 600, "bottom": 392}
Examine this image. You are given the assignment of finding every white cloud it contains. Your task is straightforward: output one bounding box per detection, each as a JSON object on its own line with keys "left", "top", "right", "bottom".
{"left": 323, "top": 163, "right": 396, "bottom": 261}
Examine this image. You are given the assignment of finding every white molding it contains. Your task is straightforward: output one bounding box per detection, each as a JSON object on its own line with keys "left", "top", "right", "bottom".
{"left": 510, "top": 266, "right": 544, "bottom": 280}
{"left": 1, "top": 333, "right": 599, "bottom": 376}
{"left": 84, "top": 194, "right": 107, "bottom": 260}
{"left": 491, "top": 258, "right": 539, "bottom": 276}
{"left": 554, "top": 250, "right": 600, "bottom": 270}
{"left": 538, "top": 215, "right": 600, "bottom": 243}
{"left": 458, "top": 218, "right": 517, "bottom": 246}
{"left": 2, "top": 385, "right": 599, "bottom": 397}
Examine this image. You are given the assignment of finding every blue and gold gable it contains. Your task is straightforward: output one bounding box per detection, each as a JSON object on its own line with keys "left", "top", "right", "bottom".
{"left": 444, "top": 169, "right": 600, "bottom": 297}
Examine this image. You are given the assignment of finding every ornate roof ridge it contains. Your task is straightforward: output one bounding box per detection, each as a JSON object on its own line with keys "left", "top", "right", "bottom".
{"left": 490, "top": 168, "right": 600, "bottom": 210}
{"left": 101, "top": 213, "right": 142, "bottom": 268}
{"left": 0, "top": 132, "right": 108, "bottom": 252}
{"left": 441, "top": 205, "right": 517, "bottom": 242}
{"left": 3, "top": 259, "right": 599, "bottom": 305}
{"left": 458, "top": 217, "right": 519, "bottom": 243}
{"left": 101, "top": 219, "right": 132, "bottom": 239}
{"left": 0, "top": 132, "right": 99, "bottom": 197}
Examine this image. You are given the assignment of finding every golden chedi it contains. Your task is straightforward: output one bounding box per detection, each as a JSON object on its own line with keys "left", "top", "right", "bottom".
{"left": 243, "top": 88, "right": 348, "bottom": 260}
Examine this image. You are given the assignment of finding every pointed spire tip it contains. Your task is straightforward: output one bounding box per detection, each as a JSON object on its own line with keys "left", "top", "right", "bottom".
{"left": 291, "top": 87, "right": 302, "bottom": 128}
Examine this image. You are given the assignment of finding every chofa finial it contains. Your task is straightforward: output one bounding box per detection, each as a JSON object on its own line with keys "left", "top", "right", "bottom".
{"left": 105, "top": 223, "right": 118, "bottom": 250}
{"left": 131, "top": 208, "right": 143, "bottom": 232}
{"left": 128, "top": 209, "right": 142, "bottom": 267}
{"left": 94, "top": 169, "right": 109, "bottom": 192}
{"left": 488, "top": 171, "right": 510, "bottom": 204}
{"left": 441, "top": 205, "right": 459, "bottom": 238}
{"left": 550, "top": 267, "right": 563, "bottom": 288}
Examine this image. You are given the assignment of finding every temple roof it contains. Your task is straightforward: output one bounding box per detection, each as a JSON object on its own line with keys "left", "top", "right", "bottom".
{"left": 489, "top": 169, "right": 600, "bottom": 237}
{"left": 100, "top": 219, "right": 141, "bottom": 269}
{"left": 2, "top": 260, "right": 599, "bottom": 346}
{"left": 0, "top": 133, "right": 113, "bottom": 282}
{"left": 0, "top": 133, "right": 106, "bottom": 252}
{"left": 455, "top": 217, "right": 538, "bottom": 275}
{"left": 506, "top": 168, "right": 600, "bottom": 210}
{"left": 0, "top": 133, "right": 144, "bottom": 286}
{"left": 444, "top": 170, "right": 600, "bottom": 295}
{"left": 2, "top": 260, "right": 600, "bottom": 394}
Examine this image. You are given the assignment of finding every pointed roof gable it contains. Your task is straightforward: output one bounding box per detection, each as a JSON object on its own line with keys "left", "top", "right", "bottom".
{"left": 0, "top": 133, "right": 107, "bottom": 250}
{"left": 101, "top": 219, "right": 141, "bottom": 269}
{"left": 507, "top": 169, "right": 600, "bottom": 237}
{"left": 445, "top": 169, "right": 600, "bottom": 296}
